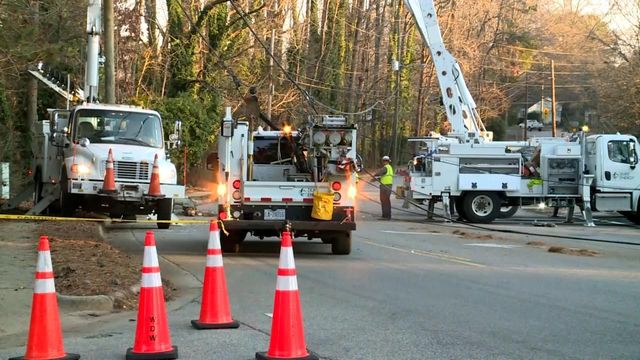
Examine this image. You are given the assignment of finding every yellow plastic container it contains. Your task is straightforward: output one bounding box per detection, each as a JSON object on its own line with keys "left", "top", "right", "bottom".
{"left": 311, "top": 191, "right": 334, "bottom": 220}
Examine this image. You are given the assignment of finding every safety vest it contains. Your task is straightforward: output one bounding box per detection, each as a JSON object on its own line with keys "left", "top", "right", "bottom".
{"left": 381, "top": 164, "right": 394, "bottom": 185}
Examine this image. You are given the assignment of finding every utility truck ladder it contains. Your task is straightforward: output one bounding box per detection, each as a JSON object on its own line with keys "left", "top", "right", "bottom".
{"left": 403, "top": 0, "right": 490, "bottom": 143}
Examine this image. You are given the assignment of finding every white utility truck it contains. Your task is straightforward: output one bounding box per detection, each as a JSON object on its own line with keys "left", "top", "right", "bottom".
{"left": 32, "top": 105, "right": 184, "bottom": 228}
{"left": 401, "top": 0, "right": 640, "bottom": 225}
{"left": 216, "top": 109, "right": 358, "bottom": 254}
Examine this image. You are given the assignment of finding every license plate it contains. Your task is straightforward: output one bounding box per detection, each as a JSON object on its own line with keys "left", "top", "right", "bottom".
{"left": 264, "top": 209, "right": 286, "bottom": 220}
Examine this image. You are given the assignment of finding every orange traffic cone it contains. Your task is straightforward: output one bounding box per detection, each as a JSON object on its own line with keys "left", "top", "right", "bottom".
{"left": 126, "top": 231, "right": 177, "bottom": 360}
{"left": 100, "top": 148, "right": 117, "bottom": 194}
{"left": 256, "top": 232, "right": 318, "bottom": 360}
{"left": 9, "top": 236, "right": 80, "bottom": 360}
{"left": 191, "top": 220, "right": 239, "bottom": 329}
{"left": 146, "top": 154, "right": 164, "bottom": 198}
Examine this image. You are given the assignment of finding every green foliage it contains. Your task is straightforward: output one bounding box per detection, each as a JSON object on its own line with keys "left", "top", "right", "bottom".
{"left": 150, "top": 94, "right": 222, "bottom": 170}
{"left": 527, "top": 110, "right": 540, "bottom": 120}
{"left": 485, "top": 118, "right": 507, "bottom": 141}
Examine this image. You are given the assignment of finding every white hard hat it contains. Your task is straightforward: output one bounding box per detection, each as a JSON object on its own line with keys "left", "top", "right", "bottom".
{"left": 382, "top": 156, "right": 391, "bottom": 161}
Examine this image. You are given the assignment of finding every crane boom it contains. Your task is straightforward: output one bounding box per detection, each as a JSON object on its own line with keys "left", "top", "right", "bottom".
{"left": 403, "top": 0, "right": 491, "bottom": 143}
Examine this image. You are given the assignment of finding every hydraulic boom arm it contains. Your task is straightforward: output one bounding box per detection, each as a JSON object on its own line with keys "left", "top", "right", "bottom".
{"left": 403, "top": 0, "right": 490, "bottom": 143}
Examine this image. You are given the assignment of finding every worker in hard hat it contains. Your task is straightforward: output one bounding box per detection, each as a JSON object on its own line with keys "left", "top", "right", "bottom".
{"left": 374, "top": 156, "right": 394, "bottom": 220}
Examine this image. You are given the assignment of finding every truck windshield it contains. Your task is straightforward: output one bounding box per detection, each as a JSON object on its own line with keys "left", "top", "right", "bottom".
{"left": 253, "top": 136, "right": 298, "bottom": 164}
{"left": 73, "top": 109, "right": 163, "bottom": 148}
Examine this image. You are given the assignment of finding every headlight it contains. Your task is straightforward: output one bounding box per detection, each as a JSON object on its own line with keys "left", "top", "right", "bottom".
{"left": 217, "top": 183, "right": 227, "bottom": 197}
{"left": 71, "top": 163, "right": 91, "bottom": 176}
{"left": 77, "top": 164, "right": 90, "bottom": 175}
{"left": 159, "top": 167, "right": 177, "bottom": 183}
{"left": 348, "top": 186, "right": 357, "bottom": 198}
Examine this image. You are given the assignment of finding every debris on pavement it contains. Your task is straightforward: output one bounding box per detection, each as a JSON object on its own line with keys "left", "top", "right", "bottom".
{"left": 452, "top": 229, "right": 495, "bottom": 240}
{"left": 547, "top": 246, "right": 599, "bottom": 257}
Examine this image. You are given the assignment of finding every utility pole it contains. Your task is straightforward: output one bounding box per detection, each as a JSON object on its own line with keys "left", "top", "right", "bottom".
{"left": 540, "top": 84, "right": 544, "bottom": 124}
{"left": 551, "top": 60, "right": 557, "bottom": 137}
{"left": 391, "top": 0, "right": 402, "bottom": 164}
{"left": 104, "top": 0, "right": 116, "bottom": 103}
{"left": 27, "top": 0, "right": 39, "bottom": 128}
{"left": 524, "top": 71, "right": 528, "bottom": 141}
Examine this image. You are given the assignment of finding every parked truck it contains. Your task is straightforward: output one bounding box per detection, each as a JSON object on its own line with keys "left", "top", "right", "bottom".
{"left": 216, "top": 109, "right": 358, "bottom": 254}
{"left": 31, "top": 104, "right": 184, "bottom": 228}
{"left": 401, "top": 0, "right": 640, "bottom": 225}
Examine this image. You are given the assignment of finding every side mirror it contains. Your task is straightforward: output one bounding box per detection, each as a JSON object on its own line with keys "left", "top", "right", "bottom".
{"left": 629, "top": 140, "right": 638, "bottom": 168}
{"left": 79, "top": 138, "right": 90, "bottom": 147}
{"left": 168, "top": 119, "right": 182, "bottom": 149}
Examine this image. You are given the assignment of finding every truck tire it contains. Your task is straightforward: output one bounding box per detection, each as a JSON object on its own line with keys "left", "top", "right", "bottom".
{"left": 156, "top": 199, "right": 173, "bottom": 229}
{"left": 497, "top": 205, "right": 519, "bottom": 219}
{"left": 462, "top": 192, "right": 500, "bottom": 224}
{"left": 454, "top": 197, "right": 467, "bottom": 221}
{"left": 620, "top": 211, "right": 640, "bottom": 225}
{"left": 33, "top": 171, "right": 43, "bottom": 204}
{"left": 220, "top": 231, "right": 246, "bottom": 253}
{"left": 58, "top": 171, "right": 76, "bottom": 217}
{"left": 331, "top": 232, "right": 352, "bottom": 255}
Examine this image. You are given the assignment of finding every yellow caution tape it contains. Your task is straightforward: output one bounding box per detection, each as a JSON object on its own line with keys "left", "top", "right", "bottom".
{"left": 0, "top": 213, "right": 211, "bottom": 224}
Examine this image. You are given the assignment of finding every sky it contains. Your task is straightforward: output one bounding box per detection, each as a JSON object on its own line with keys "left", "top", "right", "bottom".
{"left": 570, "top": 0, "right": 636, "bottom": 31}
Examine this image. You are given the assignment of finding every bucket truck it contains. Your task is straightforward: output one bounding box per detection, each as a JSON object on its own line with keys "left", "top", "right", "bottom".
{"left": 3, "top": 0, "right": 185, "bottom": 228}
{"left": 401, "top": 0, "right": 640, "bottom": 225}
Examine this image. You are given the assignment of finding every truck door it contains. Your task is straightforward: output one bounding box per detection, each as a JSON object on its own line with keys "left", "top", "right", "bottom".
{"left": 599, "top": 138, "right": 639, "bottom": 192}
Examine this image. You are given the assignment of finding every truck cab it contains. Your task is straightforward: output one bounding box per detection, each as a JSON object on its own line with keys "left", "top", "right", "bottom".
{"left": 585, "top": 134, "right": 640, "bottom": 222}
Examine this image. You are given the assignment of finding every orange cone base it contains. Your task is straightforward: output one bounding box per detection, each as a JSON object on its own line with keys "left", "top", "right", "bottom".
{"left": 9, "top": 353, "right": 80, "bottom": 360}
{"left": 255, "top": 351, "right": 318, "bottom": 360}
{"left": 191, "top": 319, "right": 239, "bottom": 330}
{"left": 126, "top": 346, "right": 177, "bottom": 360}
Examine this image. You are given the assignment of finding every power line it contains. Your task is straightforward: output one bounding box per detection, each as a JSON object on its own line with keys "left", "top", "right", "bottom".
{"left": 486, "top": 54, "right": 599, "bottom": 67}
{"left": 493, "top": 43, "right": 598, "bottom": 56}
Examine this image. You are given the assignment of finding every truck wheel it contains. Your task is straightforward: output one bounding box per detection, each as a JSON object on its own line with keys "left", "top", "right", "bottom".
{"left": 497, "top": 205, "right": 519, "bottom": 219}
{"left": 58, "top": 171, "right": 76, "bottom": 217}
{"left": 220, "top": 231, "right": 246, "bottom": 253}
{"left": 33, "top": 171, "right": 43, "bottom": 204}
{"left": 454, "top": 197, "right": 467, "bottom": 220}
{"left": 156, "top": 199, "right": 173, "bottom": 229}
{"left": 331, "top": 232, "right": 351, "bottom": 255}
{"left": 462, "top": 192, "right": 500, "bottom": 224}
{"left": 620, "top": 211, "right": 640, "bottom": 225}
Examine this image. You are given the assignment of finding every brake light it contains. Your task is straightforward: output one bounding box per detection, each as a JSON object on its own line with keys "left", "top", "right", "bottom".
{"left": 331, "top": 181, "right": 342, "bottom": 191}
{"left": 232, "top": 179, "right": 241, "bottom": 189}
{"left": 71, "top": 164, "right": 78, "bottom": 174}
{"left": 219, "top": 211, "right": 228, "bottom": 220}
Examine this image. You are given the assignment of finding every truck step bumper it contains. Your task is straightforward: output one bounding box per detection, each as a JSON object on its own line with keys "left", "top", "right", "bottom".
{"left": 221, "top": 220, "right": 356, "bottom": 232}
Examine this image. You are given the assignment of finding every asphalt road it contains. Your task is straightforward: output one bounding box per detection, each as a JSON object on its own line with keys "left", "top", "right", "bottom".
{"left": 1, "top": 191, "right": 639, "bottom": 359}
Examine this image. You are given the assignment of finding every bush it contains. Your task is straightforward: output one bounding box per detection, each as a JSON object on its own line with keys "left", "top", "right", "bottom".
{"left": 150, "top": 94, "right": 221, "bottom": 172}
{"left": 485, "top": 118, "right": 506, "bottom": 141}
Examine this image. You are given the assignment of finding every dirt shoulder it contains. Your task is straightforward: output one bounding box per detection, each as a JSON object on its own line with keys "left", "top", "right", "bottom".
{"left": 38, "top": 221, "right": 174, "bottom": 310}
{"left": 0, "top": 219, "right": 174, "bottom": 341}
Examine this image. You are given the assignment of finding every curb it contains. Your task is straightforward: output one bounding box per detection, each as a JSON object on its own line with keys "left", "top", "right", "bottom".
{"left": 57, "top": 294, "right": 114, "bottom": 313}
